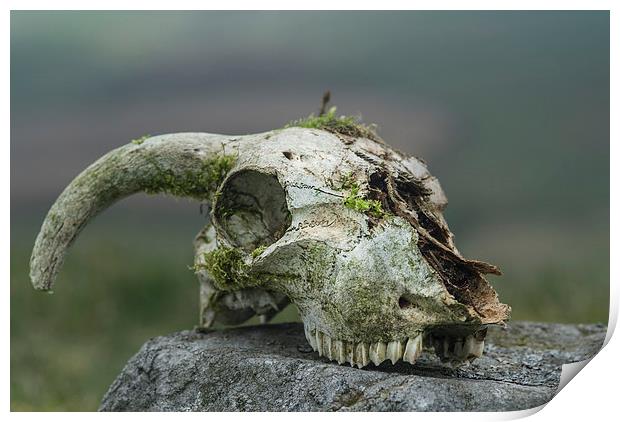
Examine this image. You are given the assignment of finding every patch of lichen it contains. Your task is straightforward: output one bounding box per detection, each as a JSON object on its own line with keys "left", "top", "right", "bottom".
{"left": 285, "top": 106, "right": 379, "bottom": 140}
{"left": 143, "top": 154, "right": 236, "bottom": 200}
{"left": 197, "top": 247, "right": 260, "bottom": 291}
{"left": 340, "top": 175, "right": 385, "bottom": 218}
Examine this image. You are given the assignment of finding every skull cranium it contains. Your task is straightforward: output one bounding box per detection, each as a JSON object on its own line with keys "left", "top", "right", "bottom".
{"left": 30, "top": 124, "right": 510, "bottom": 368}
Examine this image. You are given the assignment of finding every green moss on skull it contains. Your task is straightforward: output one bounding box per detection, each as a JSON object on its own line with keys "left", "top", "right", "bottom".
{"left": 143, "top": 153, "right": 236, "bottom": 200}
{"left": 130, "top": 134, "right": 151, "bottom": 145}
{"left": 340, "top": 175, "right": 385, "bottom": 218}
{"left": 343, "top": 185, "right": 384, "bottom": 218}
{"left": 251, "top": 245, "right": 267, "bottom": 258}
{"left": 196, "top": 247, "right": 261, "bottom": 291}
{"left": 285, "top": 107, "right": 379, "bottom": 140}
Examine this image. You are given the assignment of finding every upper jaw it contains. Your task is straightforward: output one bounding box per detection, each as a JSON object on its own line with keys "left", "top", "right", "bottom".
{"left": 303, "top": 323, "right": 487, "bottom": 369}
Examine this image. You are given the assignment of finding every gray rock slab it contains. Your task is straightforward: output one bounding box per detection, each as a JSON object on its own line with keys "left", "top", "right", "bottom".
{"left": 100, "top": 321, "right": 606, "bottom": 412}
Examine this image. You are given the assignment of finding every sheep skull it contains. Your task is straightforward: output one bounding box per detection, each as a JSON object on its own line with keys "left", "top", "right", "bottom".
{"left": 30, "top": 125, "right": 510, "bottom": 368}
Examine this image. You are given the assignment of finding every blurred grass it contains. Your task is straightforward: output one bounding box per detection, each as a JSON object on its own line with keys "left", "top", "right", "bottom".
{"left": 10, "top": 213, "right": 298, "bottom": 411}
{"left": 11, "top": 220, "right": 194, "bottom": 410}
{"left": 11, "top": 212, "right": 608, "bottom": 410}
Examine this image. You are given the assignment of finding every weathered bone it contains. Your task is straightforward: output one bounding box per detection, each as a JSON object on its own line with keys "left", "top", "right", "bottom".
{"left": 30, "top": 133, "right": 237, "bottom": 291}
{"left": 29, "top": 125, "right": 510, "bottom": 368}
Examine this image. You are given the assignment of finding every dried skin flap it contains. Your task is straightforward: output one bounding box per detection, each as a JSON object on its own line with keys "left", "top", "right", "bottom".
{"left": 367, "top": 167, "right": 509, "bottom": 324}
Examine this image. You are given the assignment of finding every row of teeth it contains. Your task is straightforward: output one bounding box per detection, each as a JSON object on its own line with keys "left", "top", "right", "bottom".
{"left": 304, "top": 326, "right": 423, "bottom": 368}
{"left": 428, "top": 334, "right": 485, "bottom": 363}
{"left": 304, "top": 326, "right": 486, "bottom": 368}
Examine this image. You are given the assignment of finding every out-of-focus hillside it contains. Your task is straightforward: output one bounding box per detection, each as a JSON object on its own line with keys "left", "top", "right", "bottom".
{"left": 11, "top": 11, "right": 609, "bottom": 410}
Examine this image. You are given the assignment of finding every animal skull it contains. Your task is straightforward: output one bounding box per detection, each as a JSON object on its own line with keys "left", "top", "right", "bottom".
{"left": 30, "top": 125, "right": 510, "bottom": 368}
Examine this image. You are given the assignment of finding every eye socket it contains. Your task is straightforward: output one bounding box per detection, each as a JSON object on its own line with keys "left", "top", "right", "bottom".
{"left": 213, "top": 169, "right": 292, "bottom": 253}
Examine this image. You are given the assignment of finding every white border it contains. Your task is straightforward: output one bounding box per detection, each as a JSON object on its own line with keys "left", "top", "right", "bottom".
{"left": 2, "top": 1, "right": 618, "bottom": 11}
{"left": 4, "top": 2, "right": 616, "bottom": 419}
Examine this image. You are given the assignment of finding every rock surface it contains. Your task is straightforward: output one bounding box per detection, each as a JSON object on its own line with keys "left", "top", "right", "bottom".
{"left": 100, "top": 321, "right": 606, "bottom": 412}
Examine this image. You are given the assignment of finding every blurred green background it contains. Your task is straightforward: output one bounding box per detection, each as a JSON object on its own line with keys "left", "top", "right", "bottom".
{"left": 11, "top": 11, "right": 609, "bottom": 410}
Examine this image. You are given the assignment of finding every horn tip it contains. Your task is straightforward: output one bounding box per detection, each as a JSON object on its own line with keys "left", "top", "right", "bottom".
{"left": 29, "top": 253, "right": 55, "bottom": 292}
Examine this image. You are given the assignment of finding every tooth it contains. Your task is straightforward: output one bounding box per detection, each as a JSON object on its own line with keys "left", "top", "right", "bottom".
{"left": 403, "top": 335, "right": 422, "bottom": 364}
{"left": 316, "top": 331, "right": 324, "bottom": 356}
{"left": 369, "top": 342, "right": 387, "bottom": 366}
{"left": 351, "top": 342, "right": 360, "bottom": 367}
{"left": 343, "top": 341, "right": 353, "bottom": 366}
{"left": 465, "top": 336, "right": 484, "bottom": 358}
{"left": 334, "top": 340, "right": 346, "bottom": 364}
{"left": 463, "top": 335, "right": 474, "bottom": 357}
{"left": 464, "top": 335, "right": 485, "bottom": 358}
{"left": 356, "top": 343, "right": 370, "bottom": 368}
{"left": 443, "top": 338, "right": 450, "bottom": 358}
{"left": 346, "top": 341, "right": 355, "bottom": 367}
{"left": 305, "top": 326, "right": 317, "bottom": 350}
{"left": 453, "top": 338, "right": 464, "bottom": 358}
{"left": 387, "top": 340, "right": 404, "bottom": 364}
{"left": 324, "top": 335, "right": 333, "bottom": 360}
{"left": 473, "top": 340, "right": 484, "bottom": 357}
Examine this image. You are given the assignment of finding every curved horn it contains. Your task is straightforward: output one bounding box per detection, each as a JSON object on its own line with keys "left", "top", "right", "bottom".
{"left": 29, "top": 133, "right": 238, "bottom": 291}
